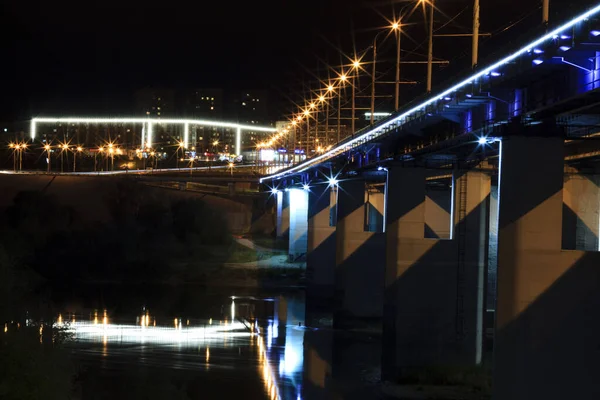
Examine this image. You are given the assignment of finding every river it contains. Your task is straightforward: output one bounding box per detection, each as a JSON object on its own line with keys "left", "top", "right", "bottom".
{"left": 48, "top": 284, "right": 386, "bottom": 400}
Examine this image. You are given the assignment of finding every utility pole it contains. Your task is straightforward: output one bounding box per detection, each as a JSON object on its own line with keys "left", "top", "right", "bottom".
{"left": 427, "top": 0, "right": 435, "bottom": 93}
{"left": 371, "top": 38, "right": 378, "bottom": 124}
{"left": 351, "top": 75, "right": 356, "bottom": 133}
{"left": 337, "top": 91, "right": 342, "bottom": 143}
{"left": 325, "top": 100, "right": 330, "bottom": 147}
{"left": 472, "top": 0, "right": 480, "bottom": 68}
{"left": 395, "top": 25, "right": 402, "bottom": 110}
{"left": 542, "top": 0, "right": 549, "bottom": 26}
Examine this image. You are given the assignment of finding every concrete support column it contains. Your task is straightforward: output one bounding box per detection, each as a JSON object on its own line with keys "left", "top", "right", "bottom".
{"left": 365, "top": 184, "right": 385, "bottom": 232}
{"left": 382, "top": 167, "right": 490, "bottom": 380}
{"left": 425, "top": 183, "right": 453, "bottom": 239}
{"left": 562, "top": 171, "right": 600, "bottom": 251}
{"left": 335, "top": 179, "right": 385, "bottom": 326}
{"left": 288, "top": 188, "right": 309, "bottom": 261}
{"left": 494, "top": 136, "right": 600, "bottom": 400}
{"left": 306, "top": 183, "right": 337, "bottom": 315}
{"left": 276, "top": 190, "right": 290, "bottom": 239}
{"left": 453, "top": 171, "right": 491, "bottom": 365}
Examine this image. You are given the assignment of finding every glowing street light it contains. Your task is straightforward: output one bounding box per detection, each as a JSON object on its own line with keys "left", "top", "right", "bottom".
{"left": 73, "top": 146, "right": 83, "bottom": 172}
{"left": 327, "top": 85, "right": 334, "bottom": 92}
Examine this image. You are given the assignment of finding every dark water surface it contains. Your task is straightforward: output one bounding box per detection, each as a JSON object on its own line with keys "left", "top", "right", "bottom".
{"left": 49, "top": 284, "right": 386, "bottom": 400}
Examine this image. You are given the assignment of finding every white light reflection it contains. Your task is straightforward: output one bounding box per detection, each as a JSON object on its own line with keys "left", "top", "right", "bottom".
{"left": 255, "top": 332, "right": 281, "bottom": 400}
{"left": 69, "top": 320, "right": 250, "bottom": 345}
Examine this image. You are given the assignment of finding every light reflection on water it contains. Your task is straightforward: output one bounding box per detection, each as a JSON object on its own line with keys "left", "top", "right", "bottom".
{"left": 62, "top": 296, "right": 307, "bottom": 400}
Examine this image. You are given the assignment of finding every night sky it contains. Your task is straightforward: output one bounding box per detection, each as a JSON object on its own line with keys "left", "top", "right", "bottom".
{"left": 0, "top": 0, "right": 594, "bottom": 122}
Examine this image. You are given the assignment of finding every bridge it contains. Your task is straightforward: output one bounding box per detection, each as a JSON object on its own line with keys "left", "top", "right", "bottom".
{"left": 263, "top": 4, "right": 600, "bottom": 399}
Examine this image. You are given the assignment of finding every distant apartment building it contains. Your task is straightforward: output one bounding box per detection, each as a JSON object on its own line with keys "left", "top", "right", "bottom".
{"left": 233, "top": 90, "right": 272, "bottom": 151}
{"left": 134, "top": 88, "right": 175, "bottom": 118}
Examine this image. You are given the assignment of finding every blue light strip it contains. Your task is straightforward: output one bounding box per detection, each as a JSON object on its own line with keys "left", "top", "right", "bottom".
{"left": 260, "top": 3, "right": 600, "bottom": 183}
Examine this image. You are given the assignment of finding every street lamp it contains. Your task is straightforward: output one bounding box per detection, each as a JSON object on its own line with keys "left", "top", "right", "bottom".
{"left": 178, "top": 141, "right": 185, "bottom": 168}
{"left": 424, "top": 0, "right": 435, "bottom": 93}
{"left": 351, "top": 59, "right": 361, "bottom": 133}
{"left": 60, "top": 143, "right": 69, "bottom": 173}
{"left": 304, "top": 109, "right": 311, "bottom": 155}
{"left": 74, "top": 146, "right": 82, "bottom": 172}
{"left": 109, "top": 147, "right": 115, "bottom": 171}
{"left": 338, "top": 74, "right": 347, "bottom": 142}
{"left": 44, "top": 144, "right": 51, "bottom": 173}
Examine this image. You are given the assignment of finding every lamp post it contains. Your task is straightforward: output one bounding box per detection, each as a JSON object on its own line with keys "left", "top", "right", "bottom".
{"left": 370, "top": 30, "right": 387, "bottom": 125}
{"left": 542, "top": 0, "right": 549, "bottom": 26}
{"left": 44, "top": 144, "right": 51, "bottom": 173}
{"left": 351, "top": 60, "right": 361, "bottom": 133}
{"left": 393, "top": 21, "right": 402, "bottom": 110}
{"left": 74, "top": 146, "right": 82, "bottom": 172}
{"left": 304, "top": 109, "right": 310, "bottom": 156}
{"left": 472, "top": 0, "right": 480, "bottom": 68}
{"left": 338, "top": 74, "right": 347, "bottom": 142}
{"left": 18, "top": 143, "right": 26, "bottom": 171}
{"left": 109, "top": 147, "right": 115, "bottom": 171}
{"left": 426, "top": 0, "right": 435, "bottom": 93}
{"left": 9, "top": 143, "right": 15, "bottom": 171}
{"left": 326, "top": 85, "right": 334, "bottom": 146}
{"left": 177, "top": 141, "right": 185, "bottom": 169}
{"left": 61, "top": 144, "right": 69, "bottom": 173}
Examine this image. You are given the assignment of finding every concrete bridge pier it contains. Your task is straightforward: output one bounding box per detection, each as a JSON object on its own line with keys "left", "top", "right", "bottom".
{"left": 288, "top": 188, "right": 309, "bottom": 261}
{"left": 276, "top": 190, "right": 290, "bottom": 239}
{"left": 562, "top": 168, "right": 600, "bottom": 251}
{"left": 306, "top": 183, "right": 337, "bottom": 319}
{"left": 382, "top": 166, "right": 491, "bottom": 380}
{"left": 334, "top": 179, "right": 385, "bottom": 328}
{"left": 493, "top": 135, "right": 600, "bottom": 400}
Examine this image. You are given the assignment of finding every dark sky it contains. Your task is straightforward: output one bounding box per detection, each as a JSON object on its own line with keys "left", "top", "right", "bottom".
{"left": 0, "top": 0, "right": 594, "bottom": 122}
